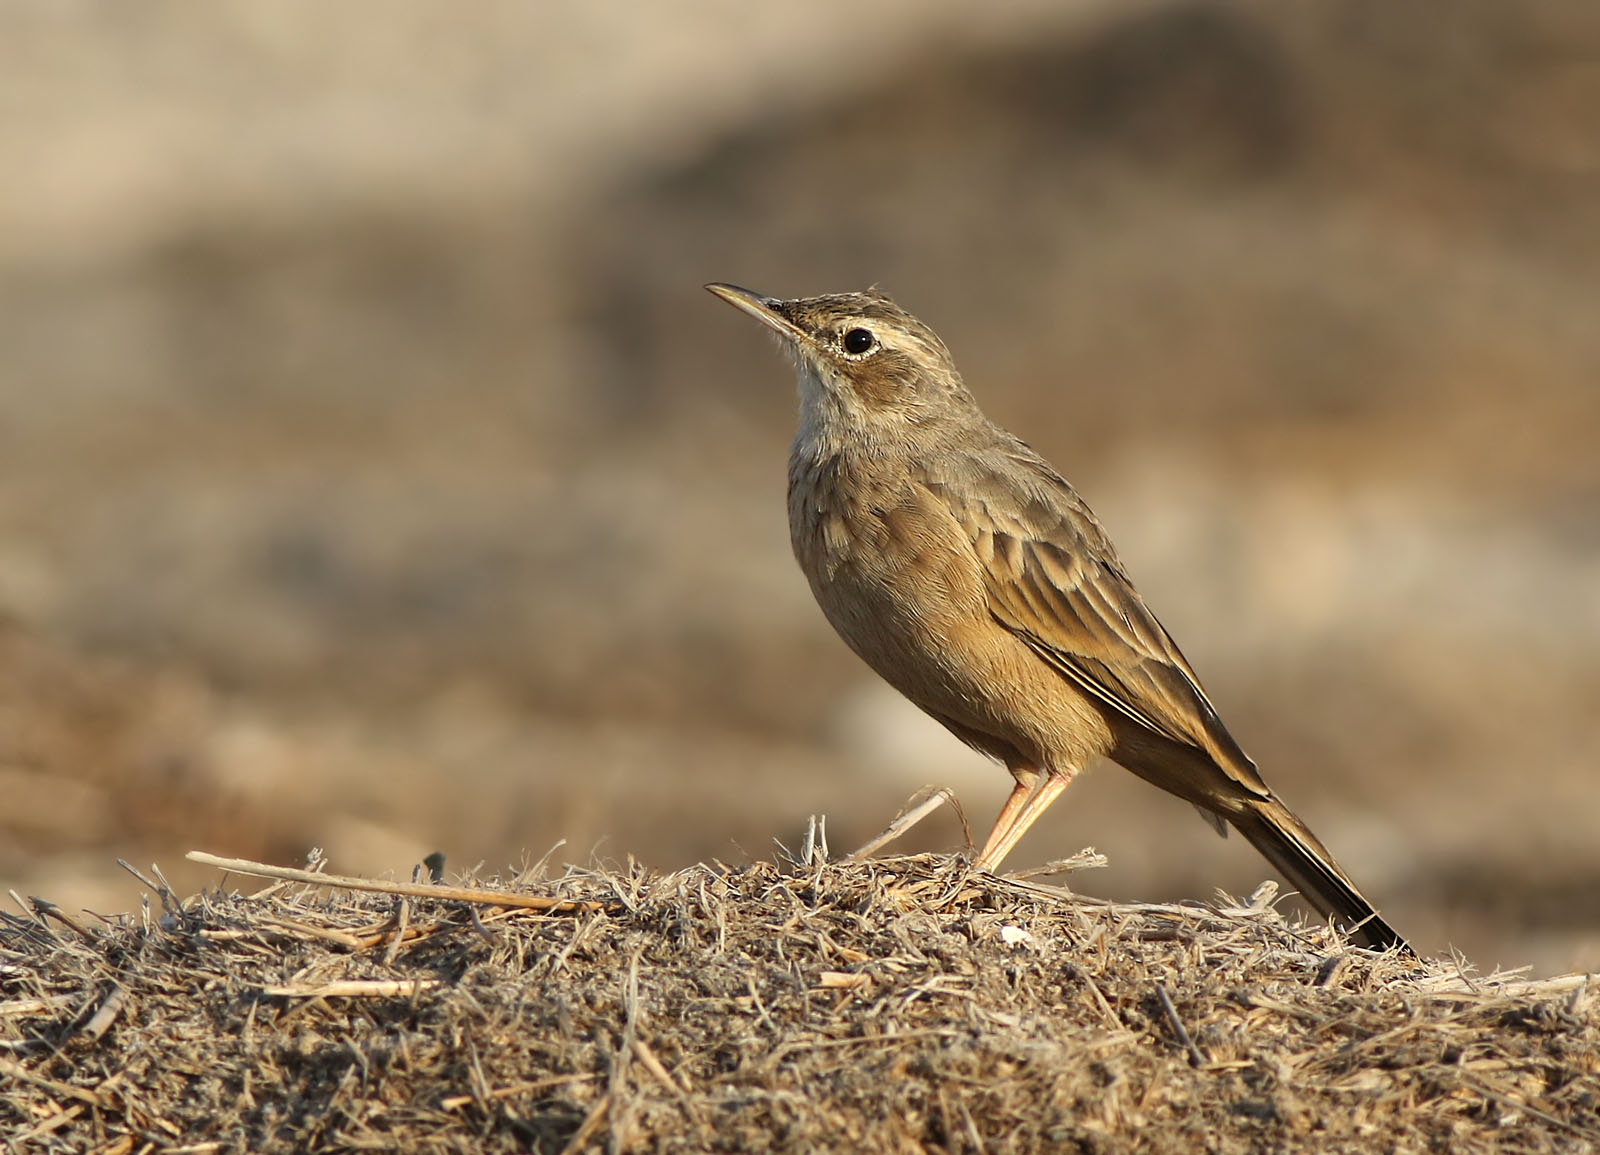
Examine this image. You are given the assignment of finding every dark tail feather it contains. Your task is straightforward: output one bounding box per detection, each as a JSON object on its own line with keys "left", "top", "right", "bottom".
{"left": 1231, "top": 798, "right": 1408, "bottom": 953}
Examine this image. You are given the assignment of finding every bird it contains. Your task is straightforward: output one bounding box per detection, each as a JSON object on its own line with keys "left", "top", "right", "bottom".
{"left": 705, "top": 281, "right": 1406, "bottom": 952}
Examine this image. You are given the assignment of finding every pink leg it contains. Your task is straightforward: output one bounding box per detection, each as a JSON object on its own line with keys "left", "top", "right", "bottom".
{"left": 972, "top": 772, "right": 1074, "bottom": 873}
{"left": 974, "top": 771, "right": 1038, "bottom": 867}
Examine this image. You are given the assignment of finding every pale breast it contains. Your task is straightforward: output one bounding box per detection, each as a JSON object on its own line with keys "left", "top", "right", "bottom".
{"left": 787, "top": 446, "right": 1113, "bottom": 771}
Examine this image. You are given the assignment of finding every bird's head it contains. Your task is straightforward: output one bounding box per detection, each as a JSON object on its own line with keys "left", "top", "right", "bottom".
{"left": 705, "top": 283, "right": 976, "bottom": 444}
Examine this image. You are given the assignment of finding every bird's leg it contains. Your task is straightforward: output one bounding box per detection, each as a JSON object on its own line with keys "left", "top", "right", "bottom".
{"left": 973, "top": 767, "right": 1039, "bottom": 868}
{"left": 972, "top": 770, "right": 1073, "bottom": 873}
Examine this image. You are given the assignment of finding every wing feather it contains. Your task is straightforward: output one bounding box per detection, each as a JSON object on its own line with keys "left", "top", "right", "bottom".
{"left": 925, "top": 450, "right": 1270, "bottom": 799}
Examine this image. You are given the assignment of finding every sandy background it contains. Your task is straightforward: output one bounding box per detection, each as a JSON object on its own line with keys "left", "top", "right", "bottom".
{"left": 1, "top": 0, "right": 1597, "bottom": 975}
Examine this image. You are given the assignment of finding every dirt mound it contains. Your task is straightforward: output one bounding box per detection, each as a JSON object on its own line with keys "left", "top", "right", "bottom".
{"left": 3, "top": 850, "right": 1594, "bottom": 1152}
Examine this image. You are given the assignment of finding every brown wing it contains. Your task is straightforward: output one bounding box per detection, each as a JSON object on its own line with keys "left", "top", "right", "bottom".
{"left": 926, "top": 446, "right": 1271, "bottom": 801}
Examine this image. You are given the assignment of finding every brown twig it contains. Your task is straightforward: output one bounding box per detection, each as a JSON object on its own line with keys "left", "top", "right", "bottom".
{"left": 186, "top": 851, "right": 607, "bottom": 912}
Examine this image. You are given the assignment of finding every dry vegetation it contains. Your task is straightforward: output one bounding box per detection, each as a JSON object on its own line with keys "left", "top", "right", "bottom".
{"left": 3, "top": 847, "right": 1596, "bottom": 1153}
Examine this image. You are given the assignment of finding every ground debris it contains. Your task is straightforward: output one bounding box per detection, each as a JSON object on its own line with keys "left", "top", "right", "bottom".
{"left": 1, "top": 853, "right": 1596, "bottom": 1153}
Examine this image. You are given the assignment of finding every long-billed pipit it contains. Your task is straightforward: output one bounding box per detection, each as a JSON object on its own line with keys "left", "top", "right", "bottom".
{"left": 706, "top": 282, "right": 1405, "bottom": 952}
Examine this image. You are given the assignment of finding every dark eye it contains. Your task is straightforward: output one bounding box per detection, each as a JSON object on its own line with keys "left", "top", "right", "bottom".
{"left": 841, "top": 327, "right": 876, "bottom": 355}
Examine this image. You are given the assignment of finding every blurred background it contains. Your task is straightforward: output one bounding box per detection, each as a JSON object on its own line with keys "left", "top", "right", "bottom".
{"left": 1, "top": 0, "right": 1596, "bottom": 975}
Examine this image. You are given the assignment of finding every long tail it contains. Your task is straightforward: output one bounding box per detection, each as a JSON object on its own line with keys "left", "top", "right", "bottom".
{"left": 1230, "top": 797, "right": 1408, "bottom": 953}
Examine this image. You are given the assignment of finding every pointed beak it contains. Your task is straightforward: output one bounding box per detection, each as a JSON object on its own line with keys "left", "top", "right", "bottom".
{"left": 704, "top": 283, "right": 810, "bottom": 345}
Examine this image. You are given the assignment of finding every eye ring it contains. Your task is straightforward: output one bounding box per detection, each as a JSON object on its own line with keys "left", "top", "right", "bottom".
{"left": 841, "top": 327, "right": 876, "bottom": 356}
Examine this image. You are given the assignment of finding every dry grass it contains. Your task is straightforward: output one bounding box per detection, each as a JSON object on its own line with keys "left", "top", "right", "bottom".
{"left": 2, "top": 844, "right": 1597, "bottom": 1154}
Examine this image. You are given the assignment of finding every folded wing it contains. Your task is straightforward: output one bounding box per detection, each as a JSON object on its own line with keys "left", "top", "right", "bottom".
{"left": 926, "top": 447, "right": 1270, "bottom": 803}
